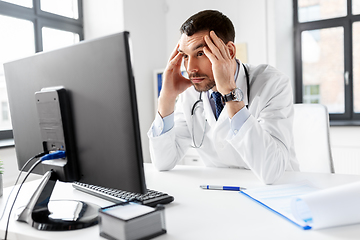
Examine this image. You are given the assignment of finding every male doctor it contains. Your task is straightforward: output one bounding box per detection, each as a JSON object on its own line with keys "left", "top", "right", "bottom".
{"left": 148, "top": 10, "right": 299, "bottom": 184}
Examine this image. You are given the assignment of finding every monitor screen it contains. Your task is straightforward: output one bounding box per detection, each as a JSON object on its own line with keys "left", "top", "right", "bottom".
{"left": 4, "top": 32, "right": 146, "bottom": 194}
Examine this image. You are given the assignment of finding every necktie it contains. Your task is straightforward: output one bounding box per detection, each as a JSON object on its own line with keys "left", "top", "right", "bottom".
{"left": 211, "top": 92, "right": 224, "bottom": 120}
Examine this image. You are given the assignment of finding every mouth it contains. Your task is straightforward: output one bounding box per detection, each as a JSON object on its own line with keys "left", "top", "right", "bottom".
{"left": 190, "top": 77, "right": 205, "bottom": 84}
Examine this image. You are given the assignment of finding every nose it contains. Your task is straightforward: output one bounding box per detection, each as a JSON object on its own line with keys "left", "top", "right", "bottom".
{"left": 186, "top": 57, "right": 198, "bottom": 74}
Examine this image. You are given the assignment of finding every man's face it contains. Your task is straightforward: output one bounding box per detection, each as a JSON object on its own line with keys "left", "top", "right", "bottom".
{"left": 178, "top": 31, "right": 215, "bottom": 92}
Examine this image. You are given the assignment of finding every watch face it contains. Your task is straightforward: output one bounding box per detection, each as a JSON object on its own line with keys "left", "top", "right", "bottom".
{"left": 233, "top": 88, "right": 243, "bottom": 101}
{"left": 222, "top": 88, "right": 244, "bottom": 103}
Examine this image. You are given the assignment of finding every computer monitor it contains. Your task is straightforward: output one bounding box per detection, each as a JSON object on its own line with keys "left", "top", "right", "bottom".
{"left": 4, "top": 32, "right": 146, "bottom": 230}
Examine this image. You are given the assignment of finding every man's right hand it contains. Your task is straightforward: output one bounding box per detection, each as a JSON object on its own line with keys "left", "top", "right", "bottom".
{"left": 157, "top": 43, "right": 192, "bottom": 118}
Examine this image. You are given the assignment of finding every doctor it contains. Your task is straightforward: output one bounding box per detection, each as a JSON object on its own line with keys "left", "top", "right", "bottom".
{"left": 148, "top": 10, "right": 299, "bottom": 184}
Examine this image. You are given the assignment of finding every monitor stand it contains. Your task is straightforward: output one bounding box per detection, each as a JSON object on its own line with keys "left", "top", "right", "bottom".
{"left": 16, "top": 170, "right": 99, "bottom": 231}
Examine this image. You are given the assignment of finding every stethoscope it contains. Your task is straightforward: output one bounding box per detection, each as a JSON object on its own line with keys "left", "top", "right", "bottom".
{"left": 191, "top": 62, "right": 250, "bottom": 148}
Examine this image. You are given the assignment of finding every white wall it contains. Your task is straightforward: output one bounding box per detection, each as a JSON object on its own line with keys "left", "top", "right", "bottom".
{"left": 122, "top": 0, "right": 168, "bottom": 163}
{"left": 83, "top": 0, "right": 168, "bottom": 163}
{"left": 83, "top": 0, "right": 124, "bottom": 39}
{"left": 266, "top": 0, "right": 295, "bottom": 92}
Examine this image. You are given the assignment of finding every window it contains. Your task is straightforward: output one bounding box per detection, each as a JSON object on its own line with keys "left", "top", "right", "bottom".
{"left": 298, "top": 0, "right": 347, "bottom": 22}
{"left": 1, "top": 101, "right": 9, "bottom": 121}
{"left": 354, "top": 21, "right": 360, "bottom": 112}
{"left": 40, "top": 0, "right": 79, "bottom": 19}
{"left": 0, "top": 0, "right": 83, "bottom": 145}
{"left": 353, "top": 0, "right": 360, "bottom": 15}
{"left": 294, "top": 0, "right": 360, "bottom": 124}
{"left": 42, "top": 27, "right": 80, "bottom": 52}
{"left": 303, "top": 85, "right": 320, "bottom": 104}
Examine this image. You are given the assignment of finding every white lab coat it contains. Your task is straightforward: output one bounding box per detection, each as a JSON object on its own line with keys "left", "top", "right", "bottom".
{"left": 148, "top": 63, "right": 299, "bottom": 184}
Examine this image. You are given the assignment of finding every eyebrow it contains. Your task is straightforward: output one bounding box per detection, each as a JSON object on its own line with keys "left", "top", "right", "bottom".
{"left": 178, "top": 42, "right": 206, "bottom": 53}
{"left": 192, "top": 43, "right": 205, "bottom": 51}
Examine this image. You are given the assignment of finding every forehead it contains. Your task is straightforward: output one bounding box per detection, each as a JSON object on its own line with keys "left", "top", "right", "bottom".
{"left": 179, "top": 30, "right": 209, "bottom": 54}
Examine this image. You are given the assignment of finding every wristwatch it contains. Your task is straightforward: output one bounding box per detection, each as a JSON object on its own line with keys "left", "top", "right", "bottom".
{"left": 221, "top": 88, "right": 244, "bottom": 103}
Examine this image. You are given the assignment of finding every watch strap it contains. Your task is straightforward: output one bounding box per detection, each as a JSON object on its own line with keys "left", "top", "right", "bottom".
{"left": 221, "top": 88, "right": 243, "bottom": 103}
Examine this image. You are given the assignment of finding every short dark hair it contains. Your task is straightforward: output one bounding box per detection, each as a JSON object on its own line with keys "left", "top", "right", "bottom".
{"left": 180, "top": 10, "right": 235, "bottom": 43}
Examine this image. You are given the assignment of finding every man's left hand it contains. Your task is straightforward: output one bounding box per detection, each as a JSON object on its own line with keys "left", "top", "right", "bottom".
{"left": 203, "top": 31, "right": 237, "bottom": 95}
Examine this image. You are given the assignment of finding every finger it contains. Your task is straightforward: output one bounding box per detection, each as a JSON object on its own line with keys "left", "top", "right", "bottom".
{"left": 168, "top": 51, "right": 183, "bottom": 69}
{"left": 203, "top": 46, "right": 218, "bottom": 63}
{"left": 209, "top": 31, "right": 230, "bottom": 59}
{"left": 168, "top": 42, "right": 180, "bottom": 62}
{"left": 210, "top": 31, "right": 231, "bottom": 59}
{"left": 204, "top": 35, "right": 221, "bottom": 60}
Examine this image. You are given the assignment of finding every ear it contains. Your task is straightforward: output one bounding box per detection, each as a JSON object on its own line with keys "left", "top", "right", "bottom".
{"left": 226, "top": 41, "right": 236, "bottom": 59}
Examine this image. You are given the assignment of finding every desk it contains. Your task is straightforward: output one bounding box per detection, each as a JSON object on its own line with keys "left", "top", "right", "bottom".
{"left": 1, "top": 164, "right": 360, "bottom": 240}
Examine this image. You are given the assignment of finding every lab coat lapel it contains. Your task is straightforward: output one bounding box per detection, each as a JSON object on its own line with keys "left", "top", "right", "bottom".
{"left": 202, "top": 91, "right": 216, "bottom": 126}
{"left": 212, "top": 106, "right": 230, "bottom": 141}
{"left": 203, "top": 91, "right": 229, "bottom": 136}
{"left": 237, "top": 62, "right": 249, "bottom": 107}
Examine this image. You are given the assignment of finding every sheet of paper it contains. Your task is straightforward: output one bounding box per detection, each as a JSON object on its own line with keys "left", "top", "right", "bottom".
{"left": 241, "top": 182, "right": 318, "bottom": 229}
{"left": 103, "top": 203, "right": 155, "bottom": 220}
{"left": 291, "top": 181, "right": 360, "bottom": 229}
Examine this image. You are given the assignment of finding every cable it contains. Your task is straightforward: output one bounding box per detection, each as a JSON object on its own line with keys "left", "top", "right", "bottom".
{"left": 41, "top": 150, "right": 66, "bottom": 161}
{"left": 3, "top": 158, "right": 42, "bottom": 240}
{"left": 2, "top": 150, "right": 65, "bottom": 240}
{"left": 0, "top": 151, "right": 47, "bottom": 222}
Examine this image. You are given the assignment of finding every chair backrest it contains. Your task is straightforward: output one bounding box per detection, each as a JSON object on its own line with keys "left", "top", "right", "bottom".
{"left": 293, "top": 104, "right": 334, "bottom": 173}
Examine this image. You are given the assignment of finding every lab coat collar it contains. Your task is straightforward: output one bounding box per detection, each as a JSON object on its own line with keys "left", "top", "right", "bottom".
{"left": 235, "top": 59, "right": 249, "bottom": 106}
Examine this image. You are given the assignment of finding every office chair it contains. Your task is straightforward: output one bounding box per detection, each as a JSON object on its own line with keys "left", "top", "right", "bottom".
{"left": 292, "top": 103, "right": 335, "bottom": 173}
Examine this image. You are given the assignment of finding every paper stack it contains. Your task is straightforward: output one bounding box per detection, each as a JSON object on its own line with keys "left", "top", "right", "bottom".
{"left": 99, "top": 202, "right": 166, "bottom": 240}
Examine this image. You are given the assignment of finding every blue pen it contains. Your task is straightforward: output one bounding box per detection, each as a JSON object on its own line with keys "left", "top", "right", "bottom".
{"left": 200, "top": 185, "right": 246, "bottom": 191}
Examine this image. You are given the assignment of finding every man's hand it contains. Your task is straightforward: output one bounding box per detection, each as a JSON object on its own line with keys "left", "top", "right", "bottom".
{"left": 203, "top": 31, "right": 244, "bottom": 118}
{"left": 158, "top": 43, "right": 192, "bottom": 118}
{"left": 203, "top": 31, "right": 237, "bottom": 95}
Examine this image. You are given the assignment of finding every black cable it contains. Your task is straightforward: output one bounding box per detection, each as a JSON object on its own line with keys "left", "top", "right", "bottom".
{"left": 0, "top": 151, "right": 47, "bottom": 221}
{"left": 2, "top": 151, "right": 47, "bottom": 240}
{"left": 3, "top": 159, "right": 43, "bottom": 240}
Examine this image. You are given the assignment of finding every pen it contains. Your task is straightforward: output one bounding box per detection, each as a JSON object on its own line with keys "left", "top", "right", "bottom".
{"left": 200, "top": 185, "right": 246, "bottom": 191}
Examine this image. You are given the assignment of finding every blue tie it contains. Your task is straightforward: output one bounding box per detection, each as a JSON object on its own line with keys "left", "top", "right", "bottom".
{"left": 211, "top": 92, "right": 224, "bottom": 120}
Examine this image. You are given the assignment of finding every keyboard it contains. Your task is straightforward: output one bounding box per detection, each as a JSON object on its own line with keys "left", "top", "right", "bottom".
{"left": 72, "top": 182, "right": 174, "bottom": 207}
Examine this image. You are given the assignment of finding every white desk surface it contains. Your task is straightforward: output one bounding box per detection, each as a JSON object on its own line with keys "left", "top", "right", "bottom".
{"left": 1, "top": 163, "right": 360, "bottom": 240}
